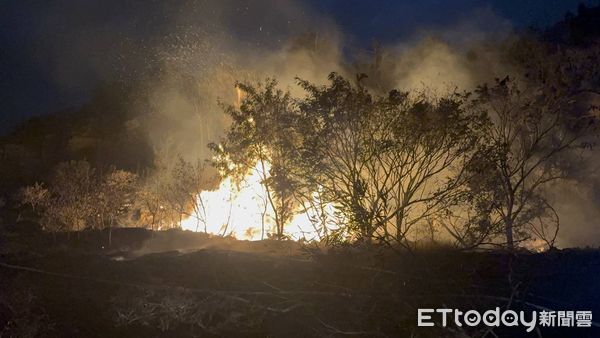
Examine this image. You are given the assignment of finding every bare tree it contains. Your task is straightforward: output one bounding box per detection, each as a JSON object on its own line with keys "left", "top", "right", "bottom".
{"left": 137, "top": 177, "right": 169, "bottom": 231}
{"left": 96, "top": 168, "right": 137, "bottom": 246}
{"left": 20, "top": 161, "right": 96, "bottom": 237}
{"left": 467, "top": 77, "right": 597, "bottom": 249}
{"left": 160, "top": 157, "right": 215, "bottom": 231}
{"left": 169, "top": 157, "right": 215, "bottom": 232}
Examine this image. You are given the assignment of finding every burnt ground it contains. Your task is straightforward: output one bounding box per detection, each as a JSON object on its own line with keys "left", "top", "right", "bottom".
{"left": 1, "top": 228, "right": 600, "bottom": 337}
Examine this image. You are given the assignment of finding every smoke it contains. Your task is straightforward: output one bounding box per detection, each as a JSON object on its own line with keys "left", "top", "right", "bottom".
{"left": 139, "top": 17, "right": 346, "bottom": 161}
{"left": 22, "top": 0, "right": 600, "bottom": 247}
{"left": 29, "top": 0, "right": 518, "bottom": 159}
{"left": 547, "top": 181, "right": 600, "bottom": 247}
{"left": 385, "top": 6, "right": 514, "bottom": 93}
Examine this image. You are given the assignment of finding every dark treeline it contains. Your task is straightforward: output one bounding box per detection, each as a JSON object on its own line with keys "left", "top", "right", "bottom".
{"left": 1, "top": 5, "right": 599, "bottom": 250}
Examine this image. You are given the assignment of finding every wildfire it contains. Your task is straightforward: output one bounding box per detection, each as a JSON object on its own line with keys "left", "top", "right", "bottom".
{"left": 180, "top": 161, "right": 332, "bottom": 241}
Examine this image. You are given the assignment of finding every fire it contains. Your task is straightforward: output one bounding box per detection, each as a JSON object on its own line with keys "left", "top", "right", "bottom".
{"left": 181, "top": 161, "right": 333, "bottom": 241}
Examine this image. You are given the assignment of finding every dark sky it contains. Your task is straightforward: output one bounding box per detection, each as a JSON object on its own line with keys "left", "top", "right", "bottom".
{"left": 0, "top": 0, "right": 595, "bottom": 134}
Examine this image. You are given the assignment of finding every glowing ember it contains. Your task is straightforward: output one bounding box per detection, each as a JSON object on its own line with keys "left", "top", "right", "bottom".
{"left": 181, "top": 161, "right": 331, "bottom": 241}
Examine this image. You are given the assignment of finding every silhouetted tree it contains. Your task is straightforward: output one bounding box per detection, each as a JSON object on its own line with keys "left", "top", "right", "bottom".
{"left": 210, "top": 80, "right": 298, "bottom": 239}
{"left": 294, "top": 74, "right": 487, "bottom": 247}
{"left": 466, "top": 76, "right": 597, "bottom": 249}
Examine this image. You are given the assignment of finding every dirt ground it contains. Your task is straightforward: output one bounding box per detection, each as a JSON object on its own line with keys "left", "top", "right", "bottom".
{"left": 1, "top": 229, "right": 600, "bottom": 337}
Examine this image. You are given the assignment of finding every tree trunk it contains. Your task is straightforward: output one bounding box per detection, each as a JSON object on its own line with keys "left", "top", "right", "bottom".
{"left": 395, "top": 209, "right": 404, "bottom": 242}
{"left": 505, "top": 218, "right": 514, "bottom": 250}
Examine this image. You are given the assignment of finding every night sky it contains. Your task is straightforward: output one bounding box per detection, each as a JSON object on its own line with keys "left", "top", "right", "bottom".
{"left": 0, "top": 0, "right": 594, "bottom": 134}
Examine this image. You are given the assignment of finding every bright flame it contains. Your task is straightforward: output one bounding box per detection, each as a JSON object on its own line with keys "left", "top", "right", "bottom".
{"left": 181, "top": 161, "right": 336, "bottom": 241}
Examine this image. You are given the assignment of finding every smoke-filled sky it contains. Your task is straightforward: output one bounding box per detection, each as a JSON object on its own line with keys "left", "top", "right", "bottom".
{"left": 0, "top": 0, "right": 595, "bottom": 133}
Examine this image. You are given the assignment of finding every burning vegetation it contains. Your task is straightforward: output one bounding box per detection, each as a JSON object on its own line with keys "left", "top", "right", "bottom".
{"left": 2, "top": 4, "right": 599, "bottom": 250}
{"left": 1, "top": 2, "right": 600, "bottom": 337}
{"left": 14, "top": 64, "right": 599, "bottom": 251}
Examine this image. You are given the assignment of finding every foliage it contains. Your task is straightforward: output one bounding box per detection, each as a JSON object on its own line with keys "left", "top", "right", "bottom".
{"left": 32, "top": 161, "right": 97, "bottom": 232}
{"left": 296, "top": 74, "right": 490, "bottom": 247}
{"left": 136, "top": 177, "right": 171, "bottom": 231}
{"left": 8, "top": 13, "right": 600, "bottom": 250}
{"left": 462, "top": 75, "right": 598, "bottom": 249}
{"left": 94, "top": 168, "right": 138, "bottom": 245}
{"left": 211, "top": 74, "right": 490, "bottom": 248}
{"left": 210, "top": 80, "right": 298, "bottom": 239}
{"left": 19, "top": 161, "right": 139, "bottom": 242}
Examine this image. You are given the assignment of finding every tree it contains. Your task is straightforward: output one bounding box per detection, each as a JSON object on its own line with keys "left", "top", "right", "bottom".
{"left": 137, "top": 175, "right": 170, "bottom": 231}
{"left": 20, "top": 162, "right": 140, "bottom": 246}
{"left": 209, "top": 74, "right": 488, "bottom": 246}
{"left": 95, "top": 168, "right": 137, "bottom": 246}
{"left": 294, "top": 73, "right": 486, "bottom": 247}
{"left": 20, "top": 161, "right": 96, "bottom": 236}
{"left": 210, "top": 80, "right": 298, "bottom": 239}
{"left": 168, "top": 157, "right": 215, "bottom": 232}
{"left": 466, "top": 76, "right": 597, "bottom": 249}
